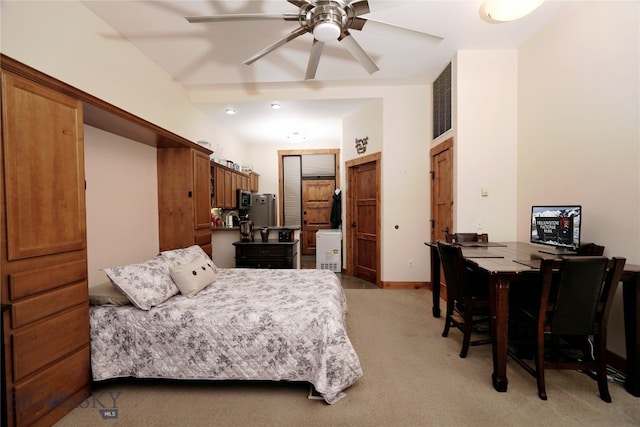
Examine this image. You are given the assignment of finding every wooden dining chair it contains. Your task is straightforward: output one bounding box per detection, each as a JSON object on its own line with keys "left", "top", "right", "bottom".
{"left": 437, "top": 241, "right": 492, "bottom": 358}
{"left": 508, "top": 256, "right": 626, "bottom": 402}
{"left": 445, "top": 232, "right": 489, "bottom": 244}
{"left": 577, "top": 242, "right": 605, "bottom": 256}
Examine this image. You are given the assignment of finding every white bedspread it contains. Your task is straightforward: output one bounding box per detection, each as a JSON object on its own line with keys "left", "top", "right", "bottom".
{"left": 90, "top": 268, "right": 362, "bottom": 404}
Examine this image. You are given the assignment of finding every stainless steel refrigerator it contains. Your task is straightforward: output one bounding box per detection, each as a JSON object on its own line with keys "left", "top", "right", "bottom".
{"left": 249, "top": 194, "right": 277, "bottom": 228}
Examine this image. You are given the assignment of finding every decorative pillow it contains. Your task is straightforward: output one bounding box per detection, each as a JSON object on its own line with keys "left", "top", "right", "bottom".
{"left": 103, "top": 256, "right": 178, "bottom": 310}
{"left": 160, "top": 245, "right": 219, "bottom": 273}
{"left": 89, "top": 281, "right": 131, "bottom": 306}
{"left": 169, "top": 256, "right": 217, "bottom": 297}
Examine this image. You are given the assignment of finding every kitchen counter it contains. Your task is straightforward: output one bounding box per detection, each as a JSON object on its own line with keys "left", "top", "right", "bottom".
{"left": 211, "top": 226, "right": 302, "bottom": 268}
{"left": 212, "top": 225, "right": 301, "bottom": 232}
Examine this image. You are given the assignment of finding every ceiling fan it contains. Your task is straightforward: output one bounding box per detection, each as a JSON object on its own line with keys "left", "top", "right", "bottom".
{"left": 186, "top": 0, "right": 442, "bottom": 80}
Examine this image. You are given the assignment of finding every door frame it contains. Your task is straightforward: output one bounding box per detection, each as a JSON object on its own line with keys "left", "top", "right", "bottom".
{"left": 345, "top": 152, "right": 381, "bottom": 285}
{"left": 277, "top": 148, "right": 340, "bottom": 233}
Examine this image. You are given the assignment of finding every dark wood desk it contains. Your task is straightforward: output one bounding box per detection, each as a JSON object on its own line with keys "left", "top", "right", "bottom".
{"left": 425, "top": 241, "right": 640, "bottom": 397}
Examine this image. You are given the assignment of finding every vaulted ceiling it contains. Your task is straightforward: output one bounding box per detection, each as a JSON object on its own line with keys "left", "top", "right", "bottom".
{"left": 83, "top": 0, "right": 571, "bottom": 145}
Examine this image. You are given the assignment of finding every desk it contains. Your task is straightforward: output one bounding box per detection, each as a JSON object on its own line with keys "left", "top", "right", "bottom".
{"left": 425, "top": 241, "right": 640, "bottom": 396}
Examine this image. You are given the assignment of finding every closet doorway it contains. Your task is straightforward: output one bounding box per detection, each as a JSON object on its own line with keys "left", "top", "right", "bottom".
{"left": 279, "top": 149, "right": 340, "bottom": 256}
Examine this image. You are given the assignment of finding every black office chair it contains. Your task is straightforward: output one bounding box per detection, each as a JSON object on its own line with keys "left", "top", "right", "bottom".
{"left": 508, "top": 256, "right": 626, "bottom": 401}
{"left": 437, "top": 241, "right": 492, "bottom": 358}
{"left": 445, "top": 232, "right": 489, "bottom": 244}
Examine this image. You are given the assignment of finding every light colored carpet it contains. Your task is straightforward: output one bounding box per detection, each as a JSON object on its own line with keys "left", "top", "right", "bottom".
{"left": 56, "top": 289, "right": 640, "bottom": 426}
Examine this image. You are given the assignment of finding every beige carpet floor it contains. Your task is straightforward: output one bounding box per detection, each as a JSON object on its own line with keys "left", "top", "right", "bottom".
{"left": 56, "top": 288, "right": 640, "bottom": 426}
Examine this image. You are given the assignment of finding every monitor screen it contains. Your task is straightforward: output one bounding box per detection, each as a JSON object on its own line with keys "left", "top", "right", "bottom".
{"left": 530, "top": 205, "right": 581, "bottom": 251}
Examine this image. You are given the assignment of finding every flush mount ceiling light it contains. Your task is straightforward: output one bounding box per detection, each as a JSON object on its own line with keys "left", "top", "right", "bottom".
{"left": 480, "top": 0, "right": 544, "bottom": 22}
{"left": 225, "top": 107, "right": 236, "bottom": 115}
{"left": 270, "top": 102, "right": 281, "bottom": 110}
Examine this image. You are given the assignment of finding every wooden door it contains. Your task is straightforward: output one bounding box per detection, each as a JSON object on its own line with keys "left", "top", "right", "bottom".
{"left": 431, "top": 137, "right": 454, "bottom": 297}
{"left": 1, "top": 72, "right": 91, "bottom": 426}
{"left": 301, "top": 179, "right": 335, "bottom": 255}
{"left": 346, "top": 154, "right": 380, "bottom": 285}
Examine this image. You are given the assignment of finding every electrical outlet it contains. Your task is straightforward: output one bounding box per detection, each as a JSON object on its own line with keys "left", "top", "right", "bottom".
{"left": 476, "top": 218, "right": 483, "bottom": 230}
{"left": 408, "top": 260, "right": 414, "bottom": 269}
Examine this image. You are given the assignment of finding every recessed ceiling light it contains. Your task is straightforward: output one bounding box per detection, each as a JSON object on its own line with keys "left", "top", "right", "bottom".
{"left": 287, "top": 131, "right": 306, "bottom": 143}
{"left": 270, "top": 102, "right": 281, "bottom": 110}
{"left": 225, "top": 107, "right": 236, "bottom": 115}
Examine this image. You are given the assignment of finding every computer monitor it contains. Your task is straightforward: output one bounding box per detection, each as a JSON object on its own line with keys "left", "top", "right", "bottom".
{"left": 530, "top": 205, "right": 581, "bottom": 253}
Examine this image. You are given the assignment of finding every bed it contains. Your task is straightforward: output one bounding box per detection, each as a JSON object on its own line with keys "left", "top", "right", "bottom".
{"left": 89, "top": 246, "right": 363, "bottom": 404}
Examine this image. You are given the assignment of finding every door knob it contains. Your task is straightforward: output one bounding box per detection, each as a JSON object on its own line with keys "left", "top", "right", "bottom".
{"left": 351, "top": 221, "right": 356, "bottom": 227}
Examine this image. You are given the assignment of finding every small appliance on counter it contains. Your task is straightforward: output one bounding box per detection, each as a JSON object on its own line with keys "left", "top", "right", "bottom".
{"left": 237, "top": 189, "right": 252, "bottom": 209}
{"left": 278, "top": 228, "right": 293, "bottom": 242}
{"left": 240, "top": 221, "right": 254, "bottom": 242}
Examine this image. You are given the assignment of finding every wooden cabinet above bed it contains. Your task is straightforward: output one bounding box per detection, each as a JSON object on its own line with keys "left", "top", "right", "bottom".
{"left": 158, "top": 148, "right": 212, "bottom": 256}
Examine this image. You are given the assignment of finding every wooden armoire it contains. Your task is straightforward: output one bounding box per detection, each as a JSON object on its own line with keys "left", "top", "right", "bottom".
{"left": 1, "top": 56, "right": 212, "bottom": 426}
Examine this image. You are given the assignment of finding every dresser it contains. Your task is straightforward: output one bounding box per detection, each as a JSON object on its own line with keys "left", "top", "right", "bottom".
{"left": 233, "top": 240, "right": 299, "bottom": 269}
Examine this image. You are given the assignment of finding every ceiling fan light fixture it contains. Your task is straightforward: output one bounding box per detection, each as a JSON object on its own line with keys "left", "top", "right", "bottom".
{"left": 313, "top": 21, "right": 341, "bottom": 42}
{"left": 481, "top": 0, "right": 544, "bottom": 22}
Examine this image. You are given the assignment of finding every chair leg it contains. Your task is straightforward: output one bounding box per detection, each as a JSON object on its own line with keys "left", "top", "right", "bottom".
{"left": 593, "top": 336, "right": 612, "bottom": 403}
{"left": 442, "top": 302, "right": 453, "bottom": 338}
{"left": 535, "top": 336, "right": 547, "bottom": 400}
{"left": 459, "top": 302, "right": 472, "bottom": 358}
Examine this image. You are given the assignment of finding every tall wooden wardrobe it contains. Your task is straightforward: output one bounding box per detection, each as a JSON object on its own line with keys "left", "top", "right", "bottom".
{"left": 1, "top": 56, "right": 212, "bottom": 426}
{"left": 1, "top": 68, "right": 91, "bottom": 426}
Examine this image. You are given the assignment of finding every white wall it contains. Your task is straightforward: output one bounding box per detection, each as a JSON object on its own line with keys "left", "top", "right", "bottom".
{"left": 342, "top": 100, "right": 383, "bottom": 161}
{"left": 0, "top": 0, "right": 239, "bottom": 150}
{"left": 454, "top": 50, "right": 519, "bottom": 241}
{"left": 84, "top": 126, "right": 159, "bottom": 287}
{"left": 517, "top": 1, "right": 640, "bottom": 357}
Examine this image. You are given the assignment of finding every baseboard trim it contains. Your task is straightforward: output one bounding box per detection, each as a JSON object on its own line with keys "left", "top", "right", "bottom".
{"left": 379, "top": 281, "right": 428, "bottom": 289}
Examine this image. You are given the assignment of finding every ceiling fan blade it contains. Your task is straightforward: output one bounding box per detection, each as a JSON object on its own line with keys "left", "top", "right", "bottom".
{"left": 350, "top": 0, "right": 371, "bottom": 16}
{"left": 186, "top": 13, "right": 298, "bottom": 24}
{"left": 339, "top": 33, "right": 379, "bottom": 74}
{"left": 360, "top": 18, "right": 443, "bottom": 43}
{"left": 350, "top": 17, "right": 367, "bottom": 31}
{"left": 243, "top": 26, "right": 310, "bottom": 65}
{"left": 305, "top": 40, "right": 325, "bottom": 80}
{"left": 287, "top": 0, "right": 312, "bottom": 7}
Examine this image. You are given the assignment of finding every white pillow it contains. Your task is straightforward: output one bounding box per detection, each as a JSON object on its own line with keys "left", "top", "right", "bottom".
{"left": 169, "top": 256, "right": 217, "bottom": 297}
{"left": 89, "top": 281, "right": 131, "bottom": 306}
{"left": 103, "top": 256, "right": 178, "bottom": 310}
{"left": 160, "top": 245, "right": 219, "bottom": 273}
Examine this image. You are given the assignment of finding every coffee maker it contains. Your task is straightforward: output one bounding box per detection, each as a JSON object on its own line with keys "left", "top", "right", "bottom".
{"left": 239, "top": 221, "right": 254, "bottom": 242}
